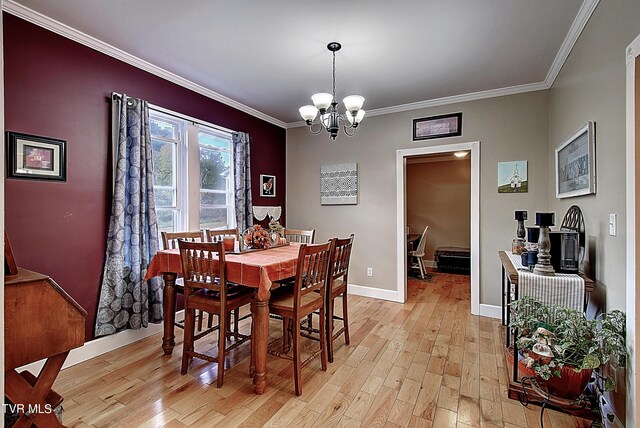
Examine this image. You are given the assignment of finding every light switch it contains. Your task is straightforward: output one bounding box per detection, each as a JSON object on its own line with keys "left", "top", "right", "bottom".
{"left": 609, "top": 214, "right": 617, "bottom": 236}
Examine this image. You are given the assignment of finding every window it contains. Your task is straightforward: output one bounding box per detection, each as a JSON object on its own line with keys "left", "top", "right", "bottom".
{"left": 150, "top": 112, "right": 186, "bottom": 234}
{"left": 199, "top": 127, "right": 235, "bottom": 230}
{"left": 149, "top": 109, "right": 234, "bottom": 236}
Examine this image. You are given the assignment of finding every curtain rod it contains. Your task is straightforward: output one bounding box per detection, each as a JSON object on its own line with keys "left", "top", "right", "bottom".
{"left": 111, "top": 92, "right": 237, "bottom": 135}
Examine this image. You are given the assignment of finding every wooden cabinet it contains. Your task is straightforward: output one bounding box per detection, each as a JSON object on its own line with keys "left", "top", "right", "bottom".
{"left": 5, "top": 268, "right": 86, "bottom": 427}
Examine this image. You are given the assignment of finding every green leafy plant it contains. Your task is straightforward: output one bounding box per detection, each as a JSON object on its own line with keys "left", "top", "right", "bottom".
{"left": 510, "top": 296, "right": 625, "bottom": 389}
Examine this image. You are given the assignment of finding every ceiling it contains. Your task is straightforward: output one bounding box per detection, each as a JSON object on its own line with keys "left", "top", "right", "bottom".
{"left": 8, "top": 0, "right": 588, "bottom": 126}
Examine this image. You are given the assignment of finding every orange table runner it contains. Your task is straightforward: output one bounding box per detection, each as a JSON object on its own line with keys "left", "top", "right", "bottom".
{"left": 145, "top": 243, "right": 302, "bottom": 300}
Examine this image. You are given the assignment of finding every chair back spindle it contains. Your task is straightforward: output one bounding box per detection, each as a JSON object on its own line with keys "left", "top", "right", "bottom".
{"left": 294, "top": 242, "right": 332, "bottom": 307}
{"left": 178, "top": 240, "right": 226, "bottom": 299}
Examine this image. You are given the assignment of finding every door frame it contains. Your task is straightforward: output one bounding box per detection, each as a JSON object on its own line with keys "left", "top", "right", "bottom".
{"left": 625, "top": 32, "right": 640, "bottom": 428}
{"left": 395, "top": 141, "right": 480, "bottom": 314}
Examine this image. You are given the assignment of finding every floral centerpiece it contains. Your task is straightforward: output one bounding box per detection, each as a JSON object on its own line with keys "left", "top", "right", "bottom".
{"left": 243, "top": 225, "right": 271, "bottom": 249}
{"left": 510, "top": 296, "right": 625, "bottom": 405}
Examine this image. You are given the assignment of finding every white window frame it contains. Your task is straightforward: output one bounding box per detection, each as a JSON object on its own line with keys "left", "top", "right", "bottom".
{"left": 197, "top": 126, "right": 236, "bottom": 230}
{"left": 149, "top": 110, "right": 188, "bottom": 233}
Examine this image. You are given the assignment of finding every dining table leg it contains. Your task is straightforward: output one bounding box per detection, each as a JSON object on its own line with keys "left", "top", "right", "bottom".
{"left": 251, "top": 289, "right": 270, "bottom": 394}
{"left": 162, "top": 272, "right": 178, "bottom": 355}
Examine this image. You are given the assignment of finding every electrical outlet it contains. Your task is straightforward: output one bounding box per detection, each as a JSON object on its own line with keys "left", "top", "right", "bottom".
{"left": 367, "top": 267, "right": 373, "bottom": 277}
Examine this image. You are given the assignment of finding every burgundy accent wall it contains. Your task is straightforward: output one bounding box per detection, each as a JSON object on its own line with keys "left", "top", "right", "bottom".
{"left": 4, "top": 13, "right": 286, "bottom": 341}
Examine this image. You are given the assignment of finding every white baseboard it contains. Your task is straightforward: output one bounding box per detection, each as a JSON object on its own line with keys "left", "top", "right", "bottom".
{"left": 20, "top": 310, "right": 185, "bottom": 375}
{"left": 479, "top": 304, "right": 502, "bottom": 319}
{"left": 348, "top": 283, "right": 401, "bottom": 303}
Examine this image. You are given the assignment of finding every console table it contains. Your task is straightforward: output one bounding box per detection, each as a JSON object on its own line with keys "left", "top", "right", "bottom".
{"left": 5, "top": 268, "right": 86, "bottom": 427}
{"left": 499, "top": 250, "right": 594, "bottom": 387}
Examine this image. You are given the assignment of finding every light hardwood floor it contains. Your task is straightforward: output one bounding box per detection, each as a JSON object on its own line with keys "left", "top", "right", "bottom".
{"left": 53, "top": 271, "right": 590, "bottom": 427}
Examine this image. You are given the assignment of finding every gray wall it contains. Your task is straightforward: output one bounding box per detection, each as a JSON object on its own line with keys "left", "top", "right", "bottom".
{"left": 547, "top": 1, "right": 640, "bottom": 421}
{"left": 406, "top": 159, "right": 471, "bottom": 261}
{"left": 548, "top": 0, "right": 640, "bottom": 313}
{"left": 287, "top": 91, "right": 550, "bottom": 305}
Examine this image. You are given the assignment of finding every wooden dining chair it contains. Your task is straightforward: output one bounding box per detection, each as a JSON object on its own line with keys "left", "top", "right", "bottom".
{"left": 177, "top": 240, "right": 253, "bottom": 387}
{"left": 268, "top": 241, "right": 333, "bottom": 396}
{"left": 204, "top": 227, "right": 246, "bottom": 334}
{"left": 204, "top": 227, "right": 241, "bottom": 243}
{"left": 161, "top": 231, "right": 212, "bottom": 331}
{"left": 409, "top": 225, "right": 429, "bottom": 279}
{"left": 283, "top": 228, "right": 315, "bottom": 244}
{"left": 326, "top": 234, "right": 354, "bottom": 362}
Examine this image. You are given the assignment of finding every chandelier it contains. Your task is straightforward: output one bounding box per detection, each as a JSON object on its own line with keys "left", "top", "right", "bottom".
{"left": 298, "top": 42, "right": 365, "bottom": 140}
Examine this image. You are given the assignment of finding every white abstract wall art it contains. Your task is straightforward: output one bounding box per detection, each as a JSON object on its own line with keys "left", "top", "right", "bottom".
{"left": 320, "top": 162, "right": 358, "bottom": 205}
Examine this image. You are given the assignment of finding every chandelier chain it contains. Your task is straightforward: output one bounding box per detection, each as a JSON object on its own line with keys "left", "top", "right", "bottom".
{"left": 332, "top": 50, "right": 336, "bottom": 102}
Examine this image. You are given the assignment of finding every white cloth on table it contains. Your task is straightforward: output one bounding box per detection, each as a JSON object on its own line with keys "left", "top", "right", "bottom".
{"left": 507, "top": 252, "right": 585, "bottom": 312}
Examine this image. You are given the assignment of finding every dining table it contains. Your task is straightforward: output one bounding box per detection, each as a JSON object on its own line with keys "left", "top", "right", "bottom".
{"left": 145, "top": 242, "right": 302, "bottom": 395}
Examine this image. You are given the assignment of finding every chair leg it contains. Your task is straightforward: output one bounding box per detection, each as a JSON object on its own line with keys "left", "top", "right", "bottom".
{"left": 418, "top": 258, "right": 426, "bottom": 279}
{"left": 217, "top": 311, "right": 227, "bottom": 388}
{"left": 181, "top": 308, "right": 196, "bottom": 375}
{"left": 293, "top": 318, "right": 302, "bottom": 396}
{"left": 327, "top": 296, "right": 335, "bottom": 363}
{"left": 282, "top": 317, "right": 291, "bottom": 353}
{"left": 342, "top": 291, "right": 350, "bottom": 346}
{"left": 234, "top": 308, "right": 240, "bottom": 334}
{"left": 306, "top": 314, "right": 313, "bottom": 334}
{"left": 207, "top": 312, "right": 214, "bottom": 329}
{"left": 197, "top": 309, "right": 203, "bottom": 332}
{"left": 319, "top": 306, "right": 328, "bottom": 372}
{"left": 250, "top": 305, "right": 256, "bottom": 377}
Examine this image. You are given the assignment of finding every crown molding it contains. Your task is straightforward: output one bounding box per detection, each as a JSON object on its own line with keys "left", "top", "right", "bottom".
{"left": 544, "top": 0, "right": 600, "bottom": 87}
{"left": 4, "top": 0, "right": 597, "bottom": 130}
{"left": 286, "top": 81, "right": 549, "bottom": 129}
{"left": 287, "top": 0, "right": 599, "bottom": 129}
{"left": 2, "top": 0, "right": 287, "bottom": 129}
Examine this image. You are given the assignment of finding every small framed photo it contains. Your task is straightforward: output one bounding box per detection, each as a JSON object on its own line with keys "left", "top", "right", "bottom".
{"left": 260, "top": 174, "right": 276, "bottom": 197}
{"left": 498, "top": 160, "right": 528, "bottom": 193}
{"left": 555, "top": 122, "right": 596, "bottom": 198}
{"left": 413, "top": 112, "right": 462, "bottom": 141}
{"left": 6, "top": 131, "right": 67, "bottom": 182}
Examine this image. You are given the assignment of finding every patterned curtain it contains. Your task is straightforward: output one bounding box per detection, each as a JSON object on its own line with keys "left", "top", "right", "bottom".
{"left": 233, "top": 132, "right": 253, "bottom": 233}
{"left": 95, "top": 95, "right": 163, "bottom": 337}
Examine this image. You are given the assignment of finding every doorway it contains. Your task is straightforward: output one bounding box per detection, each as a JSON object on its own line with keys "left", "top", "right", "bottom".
{"left": 395, "top": 142, "right": 480, "bottom": 314}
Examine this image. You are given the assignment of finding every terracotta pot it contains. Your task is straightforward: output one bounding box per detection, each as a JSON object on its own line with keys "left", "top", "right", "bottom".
{"left": 537, "top": 366, "right": 592, "bottom": 400}
{"left": 506, "top": 346, "right": 536, "bottom": 378}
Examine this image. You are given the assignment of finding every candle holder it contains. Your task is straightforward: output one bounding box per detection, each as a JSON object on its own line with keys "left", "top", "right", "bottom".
{"left": 512, "top": 210, "right": 528, "bottom": 254}
{"left": 533, "top": 212, "right": 555, "bottom": 276}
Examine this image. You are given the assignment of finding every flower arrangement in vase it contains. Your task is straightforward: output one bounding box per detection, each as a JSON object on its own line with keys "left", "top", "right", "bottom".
{"left": 243, "top": 225, "right": 271, "bottom": 249}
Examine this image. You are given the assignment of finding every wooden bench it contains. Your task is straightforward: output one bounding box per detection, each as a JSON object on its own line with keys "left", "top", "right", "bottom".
{"left": 434, "top": 246, "right": 470, "bottom": 274}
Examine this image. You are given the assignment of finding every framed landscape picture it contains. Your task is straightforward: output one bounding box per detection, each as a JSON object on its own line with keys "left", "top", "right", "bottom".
{"left": 6, "top": 131, "right": 67, "bottom": 182}
{"left": 413, "top": 112, "right": 462, "bottom": 141}
{"left": 260, "top": 174, "right": 276, "bottom": 197}
{"left": 555, "top": 122, "right": 596, "bottom": 198}
{"left": 498, "top": 161, "right": 528, "bottom": 193}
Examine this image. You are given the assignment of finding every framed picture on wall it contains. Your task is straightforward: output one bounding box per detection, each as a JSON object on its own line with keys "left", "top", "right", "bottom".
{"left": 413, "top": 112, "right": 462, "bottom": 141}
{"left": 260, "top": 174, "right": 276, "bottom": 197}
{"left": 6, "top": 131, "right": 67, "bottom": 182}
{"left": 498, "top": 160, "right": 528, "bottom": 193}
{"left": 555, "top": 122, "right": 596, "bottom": 198}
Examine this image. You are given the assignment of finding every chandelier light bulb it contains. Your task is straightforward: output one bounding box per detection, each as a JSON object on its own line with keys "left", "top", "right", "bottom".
{"left": 343, "top": 95, "right": 365, "bottom": 114}
{"left": 299, "top": 105, "right": 319, "bottom": 123}
{"left": 311, "top": 93, "right": 333, "bottom": 111}
{"left": 346, "top": 109, "right": 366, "bottom": 125}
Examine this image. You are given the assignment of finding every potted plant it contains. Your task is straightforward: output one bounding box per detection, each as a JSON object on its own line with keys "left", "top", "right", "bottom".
{"left": 510, "top": 297, "right": 625, "bottom": 402}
